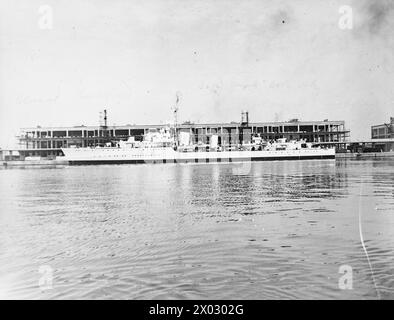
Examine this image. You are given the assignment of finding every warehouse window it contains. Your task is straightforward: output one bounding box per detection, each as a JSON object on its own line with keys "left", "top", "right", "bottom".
{"left": 115, "top": 129, "right": 129, "bottom": 136}
{"left": 53, "top": 131, "right": 67, "bottom": 137}
{"left": 69, "top": 130, "right": 82, "bottom": 137}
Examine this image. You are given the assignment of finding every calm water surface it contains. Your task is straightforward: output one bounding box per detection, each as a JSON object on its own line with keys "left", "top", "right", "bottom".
{"left": 0, "top": 159, "right": 393, "bottom": 299}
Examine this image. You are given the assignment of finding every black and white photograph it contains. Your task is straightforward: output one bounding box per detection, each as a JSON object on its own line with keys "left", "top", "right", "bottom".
{"left": 0, "top": 0, "right": 393, "bottom": 304}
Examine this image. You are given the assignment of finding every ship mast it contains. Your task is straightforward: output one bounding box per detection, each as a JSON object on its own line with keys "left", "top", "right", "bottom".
{"left": 99, "top": 109, "right": 108, "bottom": 146}
{"left": 172, "top": 92, "right": 180, "bottom": 146}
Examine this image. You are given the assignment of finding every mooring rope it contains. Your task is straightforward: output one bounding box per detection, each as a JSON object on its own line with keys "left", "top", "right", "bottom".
{"left": 358, "top": 180, "right": 381, "bottom": 299}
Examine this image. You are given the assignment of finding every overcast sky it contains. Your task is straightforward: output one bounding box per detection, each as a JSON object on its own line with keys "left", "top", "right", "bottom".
{"left": 0, "top": 0, "right": 393, "bottom": 148}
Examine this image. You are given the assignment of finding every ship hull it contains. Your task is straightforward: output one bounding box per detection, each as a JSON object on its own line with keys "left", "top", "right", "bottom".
{"left": 62, "top": 147, "right": 336, "bottom": 165}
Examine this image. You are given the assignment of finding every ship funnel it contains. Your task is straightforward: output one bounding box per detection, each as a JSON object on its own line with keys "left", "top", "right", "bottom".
{"left": 241, "top": 110, "right": 249, "bottom": 126}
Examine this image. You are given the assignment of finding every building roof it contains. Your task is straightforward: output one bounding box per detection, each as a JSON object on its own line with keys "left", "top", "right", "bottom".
{"left": 20, "top": 120, "right": 346, "bottom": 131}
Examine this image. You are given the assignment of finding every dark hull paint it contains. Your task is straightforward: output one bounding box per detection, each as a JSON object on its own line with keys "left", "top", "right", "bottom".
{"left": 68, "top": 154, "right": 335, "bottom": 165}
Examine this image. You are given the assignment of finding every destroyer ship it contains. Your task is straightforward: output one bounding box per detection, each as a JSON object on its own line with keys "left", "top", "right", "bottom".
{"left": 61, "top": 127, "right": 335, "bottom": 165}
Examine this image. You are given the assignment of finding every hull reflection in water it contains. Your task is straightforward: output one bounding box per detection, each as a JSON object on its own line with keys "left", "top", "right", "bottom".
{"left": 0, "top": 159, "right": 393, "bottom": 299}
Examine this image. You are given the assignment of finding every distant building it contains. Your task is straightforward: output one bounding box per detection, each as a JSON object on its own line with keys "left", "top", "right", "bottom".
{"left": 16, "top": 115, "right": 349, "bottom": 158}
{"left": 370, "top": 117, "right": 394, "bottom": 152}
{"left": 371, "top": 117, "right": 394, "bottom": 139}
{"left": 0, "top": 149, "right": 21, "bottom": 161}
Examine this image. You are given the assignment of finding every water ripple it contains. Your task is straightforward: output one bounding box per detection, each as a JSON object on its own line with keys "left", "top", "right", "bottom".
{"left": 0, "top": 159, "right": 393, "bottom": 299}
